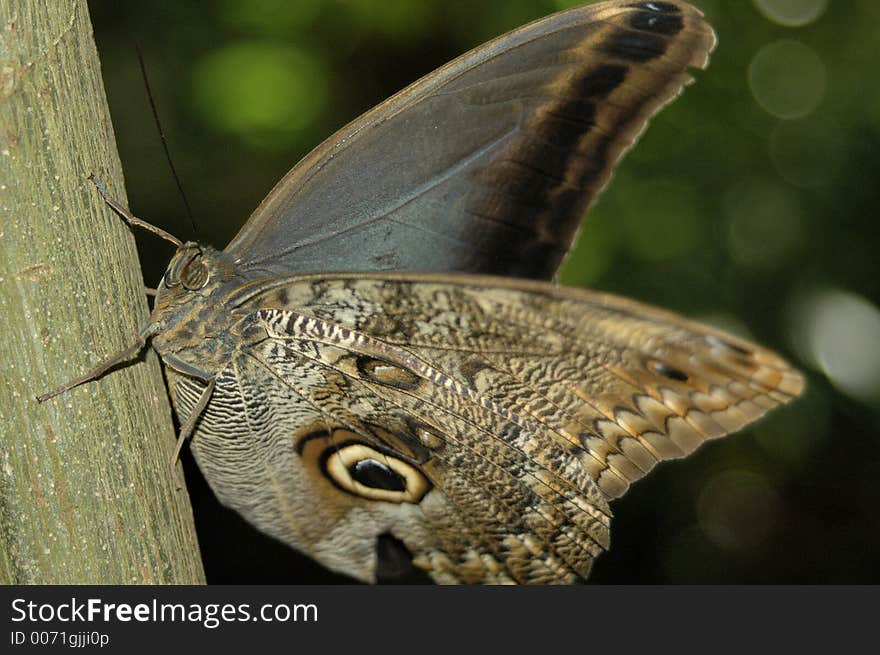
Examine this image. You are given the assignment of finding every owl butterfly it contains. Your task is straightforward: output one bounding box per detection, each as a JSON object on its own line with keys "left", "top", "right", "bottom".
{"left": 41, "top": 0, "right": 803, "bottom": 584}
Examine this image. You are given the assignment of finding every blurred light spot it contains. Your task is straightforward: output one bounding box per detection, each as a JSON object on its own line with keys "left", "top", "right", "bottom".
{"left": 860, "top": 0, "right": 880, "bottom": 18}
{"left": 858, "top": 461, "right": 880, "bottom": 532}
{"left": 753, "top": 383, "right": 830, "bottom": 469}
{"left": 621, "top": 179, "right": 702, "bottom": 262}
{"left": 769, "top": 115, "right": 844, "bottom": 188}
{"left": 788, "top": 288, "right": 880, "bottom": 406}
{"left": 191, "top": 42, "right": 327, "bottom": 149}
{"left": 559, "top": 209, "right": 618, "bottom": 286}
{"left": 697, "top": 470, "right": 780, "bottom": 551}
{"left": 345, "top": 0, "right": 436, "bottom": 40}
{"left": 660, "top": 524, "right": 722, "bottom": 583}
{"left": 748, "top": 40, "right": 826, "bottom": 119}
{"left": 871, "top": 90, "right": 880, "bottom": 132}
{"left": 218, "top": 0, "right": 321, "bottom": 34}
{"left": 724, "top": 182, "right": 804, "bottom": 271}
{"left": 753, "top": 0, "right": 828, "bottom": 26}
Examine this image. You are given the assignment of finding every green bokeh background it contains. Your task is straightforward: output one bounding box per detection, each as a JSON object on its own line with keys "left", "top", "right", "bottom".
{"left": 88, "top": 0, "right": 880, "bottom": 583}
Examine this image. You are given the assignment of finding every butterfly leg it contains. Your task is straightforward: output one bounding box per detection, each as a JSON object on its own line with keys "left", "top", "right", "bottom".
{"left": 159, "top": 352, "right": 218, "bottom": 466}
{"left": 170, "top": 377, "right": 216, "bottom": 466}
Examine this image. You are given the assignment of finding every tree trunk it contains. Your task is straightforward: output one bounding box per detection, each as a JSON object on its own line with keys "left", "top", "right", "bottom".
{"left": 0, "top": 0, "right": 204, "bottom": 583}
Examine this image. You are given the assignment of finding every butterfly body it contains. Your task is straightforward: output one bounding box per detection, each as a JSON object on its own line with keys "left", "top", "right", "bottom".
{"left": 42, "top": 1, "right": 805, "bottom": 583}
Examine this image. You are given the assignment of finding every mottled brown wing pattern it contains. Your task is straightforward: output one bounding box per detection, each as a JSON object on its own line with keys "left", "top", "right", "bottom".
{"left": 168, "top": 274, "right": 803, "bottom": 584}
{"left": 224, "top": 1, "right": 715, "bottom": 280}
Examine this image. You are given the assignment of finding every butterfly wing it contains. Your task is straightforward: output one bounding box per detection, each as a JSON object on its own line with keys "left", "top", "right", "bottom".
{"left": 168, "top": 273, "right": 803, "bottom": 584}
{"left": 223, "top": 1, "right": 715, "bottom": 280}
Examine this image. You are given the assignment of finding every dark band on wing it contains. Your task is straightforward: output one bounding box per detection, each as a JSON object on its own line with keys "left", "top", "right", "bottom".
{"left": 464, "top": 2, "right": 713, "bottom": 278}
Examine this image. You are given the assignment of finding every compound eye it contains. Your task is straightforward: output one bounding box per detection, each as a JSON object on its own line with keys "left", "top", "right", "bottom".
{"left": 180, "top": 254, "right": 209, "bottom": 290}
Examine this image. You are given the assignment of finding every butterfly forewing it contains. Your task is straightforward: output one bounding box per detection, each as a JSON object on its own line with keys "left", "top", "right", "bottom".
{"left": 224, "top": 1, "right": 715, "bottom": 280}
{"left": 164, "top": 273, "right": 802, "bottom": 584}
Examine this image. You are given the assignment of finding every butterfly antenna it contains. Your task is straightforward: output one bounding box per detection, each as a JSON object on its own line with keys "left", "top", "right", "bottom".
{"left": 136, "top": 44, "right": 199, "bottom": 239}
{"left": 89, "top": 175, "right": 182, "bottom": 248}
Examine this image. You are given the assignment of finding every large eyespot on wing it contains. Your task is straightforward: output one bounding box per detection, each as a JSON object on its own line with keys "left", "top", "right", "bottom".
{"left": 320, "top": 440, "right": 432, "bottom": 504}
{"left": 224, "top": 1, "right": 715, "bottom": 281}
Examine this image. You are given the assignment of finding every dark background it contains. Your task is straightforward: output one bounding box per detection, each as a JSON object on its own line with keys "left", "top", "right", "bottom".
{"left": 86, "top": 0, "right": 880, "bottom": 583}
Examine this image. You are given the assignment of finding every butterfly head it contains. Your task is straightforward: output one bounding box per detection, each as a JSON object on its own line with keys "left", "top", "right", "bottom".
{"left": 149, "top": 243, "right": 243, "bottom": 352}
{"left": 162, "top": 242, "right": 211, "bottom": 290}
{"left": 154, "top": 243, "right": 237, "bottom": 308}
{"left": 147, "top": 243, "right": 244, "bottom": 378}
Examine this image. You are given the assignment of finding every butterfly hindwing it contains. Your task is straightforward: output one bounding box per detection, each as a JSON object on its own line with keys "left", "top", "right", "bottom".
{"left": 166, "top": 273, "right": 802, "bottom": 583}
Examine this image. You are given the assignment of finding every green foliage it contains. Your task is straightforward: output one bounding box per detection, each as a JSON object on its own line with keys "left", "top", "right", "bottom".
{"left": 191, "top": 41, "right": 327, "bottom": 149}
